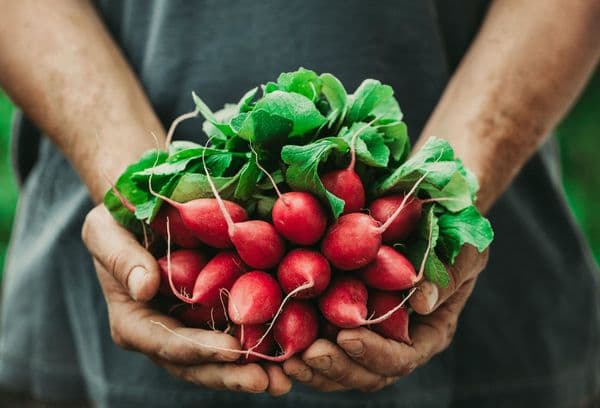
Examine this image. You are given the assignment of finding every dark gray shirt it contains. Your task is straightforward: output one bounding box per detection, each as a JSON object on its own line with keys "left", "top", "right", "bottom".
{"left": 2, "top": 1, "right": 599, "bottom": 407}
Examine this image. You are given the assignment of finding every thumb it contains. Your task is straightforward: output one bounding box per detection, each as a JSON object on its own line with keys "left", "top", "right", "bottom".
{"left": 82, "top": 205, "right": 160, "bottom": 301}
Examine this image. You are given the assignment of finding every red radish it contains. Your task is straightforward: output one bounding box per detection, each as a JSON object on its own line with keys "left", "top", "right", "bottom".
{"left": 320, "top": 121, "right": 375, "bottom": 214}
{"left": 151, "top": 204, "right": 202, "bottom": 248}
{"left": 319, "top": 277, "right": 417, "bottom": 329}
{"left": 321, "top": 169, "right": 365, "bottom": 214}
{"left": 319, "top": 277, "right": 368, "bottom": 328}
{"left": 245, "top": 249, "right": 329, "bottom": 353}
{"left": 271, "top": 192, "right": 328, "bottom": 245}
{"left": 235, "top": 324, "right": 275, "bottom": 363}
{"left": 277, "top": 249, "right": 331, "bottom": 299}
{"left": 250, "top": 148, "right": 328, "bottom": 245}
{"left": 152, "top": 299, "right": 318, "bottom": 362}
{"left": 321, "top": 173, "right": 428, "bottom": 270}
{"left": 173, "top": 303, "right": 228, "bottom": 330}
{"left": 151, "top": 196, "right": 247, "bottom": 249}
{"left": 201, "top": 147, "right": 285, "bottom": 269}
{"left": 229, "top": 220, "right": 286, "bottom": 269}
{"left": 321, "top": 213, "right": 382, "bottom": 270}
{"left": 368, "top": 291, "right": 412, "bottom": 344}
{"left": 358, "top": 246, "right": 420, "bottom": 291}
{"left": 369, "top": 194, "right": 423, "bottom": 243}
{"left": 165, "top": 248, "right": 245, "bottom": 306}
{"left": 157, "top": 249, "right": 207, "bottom": 297}
{"left": 228, "top": 271, "right": 282, "bottom": 325}
{"left": 189, "top": 251, "right": 246, "bottom": 306}
{"left": 271, "top": 300, "right": 318, "bottom": 359}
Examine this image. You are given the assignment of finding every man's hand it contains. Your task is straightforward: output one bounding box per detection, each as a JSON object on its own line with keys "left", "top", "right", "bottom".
{"left": 81, "top": 205, "right": 292, "bottom": 396}
{"left": 283, "top": 246, "right": 488, "bottom": 392}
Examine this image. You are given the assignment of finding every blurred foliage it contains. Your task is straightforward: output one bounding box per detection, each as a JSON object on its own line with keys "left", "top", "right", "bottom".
{"left": 0, "top": 72, "right": 599, "bottom": 277}
{"left": 556, "top": 72, "right": 600, "bottom": 266}
{"left": 0, "top": 90, "right": 17, "bottom": 277}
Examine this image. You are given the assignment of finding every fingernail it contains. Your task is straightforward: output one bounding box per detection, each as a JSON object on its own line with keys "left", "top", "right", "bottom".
{"left": 340, "top": 339, "right": 364, "bottom": 357}
{"left": 426, "top": 283, "right": 439, "bottom": 311}
{"left": 306, "top": 355, "right": 332, "bottom": 370}
{"left": 127, "top": 266, "right": 147, "bottom": 300}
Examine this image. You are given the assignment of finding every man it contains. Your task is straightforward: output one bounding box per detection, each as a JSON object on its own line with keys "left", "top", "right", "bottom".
{"left": 0, "top": 0, "right": 599, "bottom": 406}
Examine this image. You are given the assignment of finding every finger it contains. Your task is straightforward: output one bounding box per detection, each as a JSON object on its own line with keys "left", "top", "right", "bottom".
{"left": 265, "top": 364, "right": 292, "bottom": 396}
{"left": 410, "top": 246, "right": 488, "bottom": 314}
{"left": 161, "top": 361, "right": 269, "bottom": 393}
{"left": 283, "top": 357, "right": 347, "bottom": 392}
{"left": 283, "top": 357, "right": 313, "bottom": 382}
{"left": 82, "top": 205, "right": 160, "bottom": 301}
{"left": 302, "top": 339, "right": 387, "bottom": 392}
{"left": 96, "top": 261, "right": 241, "bottom": 364}
{"left": 339, "top": 279, "right": 476, "bottom": 377}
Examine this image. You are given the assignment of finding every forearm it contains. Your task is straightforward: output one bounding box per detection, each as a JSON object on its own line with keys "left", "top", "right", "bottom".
{"left": 0, "top": 0, "right": 164, "bottom": 202}
{"left": 421, "top": 0, "right": 600, "bottom": 213}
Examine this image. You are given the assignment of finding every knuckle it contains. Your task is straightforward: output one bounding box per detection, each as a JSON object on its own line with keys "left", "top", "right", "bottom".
{"left": 109, "top": 321, "right": 130, "bottom": 350}
{"left": 395, "top": 360, "right": 417, "bottom": 377}
{"left": 443, "top": 319, "right": 458, "bottom": 349}
{"left": 81, "top": 207, "right": 101, "bottom": 245}
{"left": 331, "top": 369, "right": 348, "bottom": 383}
{"left": 223, "top": 375, "right": 244, "bottom": 392}
{"left": 105, "top": 250, "right": 131, "bottom": 286}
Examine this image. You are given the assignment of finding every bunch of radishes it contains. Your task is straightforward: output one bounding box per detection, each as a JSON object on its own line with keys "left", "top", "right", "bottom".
{"left": 105, "top": 68, "right": 493, "bottom": 363}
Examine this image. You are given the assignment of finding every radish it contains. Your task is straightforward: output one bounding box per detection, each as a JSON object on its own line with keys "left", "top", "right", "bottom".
{"left": 235, "top": 324, "right": 275, "bottom": 363}
{"left": 321, "top": 213, "right": 382, "bottom": 270}
{"left": 173, "top": 303, "right": 228, "bottom": 330}
{"left": 228, "top": 271, "right": 283, "bottom": 325}
{"left": 319, "top": 121, "right": 375, "bottom": 214}
{"left": 369, "top": 194, "right": 422, "bottom": 243}
{"left": 150, "top": 196, "right": 247, "bottom": 249}
{"left": 320, "top": 169, "right": 365, "bottom": 214}
{"left": 318, "top": 277, "right": 417, "bottom": 329}
{"left": 358, "top": 245, "right": 420, "bottom": 291}
{"left": 190, "top": 251, "right": 246, "bottom": 306}
{"left": 270, "top": 300, "right": 318, "bottom": 359}
{"left": 152, "top": 299, "right": 318, "bottom": 362}
{"left": 164, "top": 244, "right": 246, "bottom": 306}
{"left": 157, "top": 249, "right": 207, "bottom": 297}
{"left": 201, "top": 147, "right": 285, "bottom": 269}
{"left": 277, "top": 249, "right": 331, "bottom": 299}
{"left": 271, "top": 192, "right": 328, "bottom": 245}
{"left": 251, "top": 147, "right": 328, "bottom": 245}
{"left": 151, "top": 204, "right": 202, "bottom": 248}
{"left": 321, "top": 173, "right": 428, "bottom": 270}
{"left": 244, "top": 249, "right": 329, "bottom": 353}
{"left": 367, "top": 291, "right": 412, "bottom": 344}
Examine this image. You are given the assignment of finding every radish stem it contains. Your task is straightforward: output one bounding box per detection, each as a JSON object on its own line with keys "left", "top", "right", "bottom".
{"left": 201, "top": 139, "right": 236, "bottom": 236}
{"left": 165, "top": 110, "right": 199, "bottom": 148}
{"left": 377, "top": 172, "right": 429, "bottom": 233}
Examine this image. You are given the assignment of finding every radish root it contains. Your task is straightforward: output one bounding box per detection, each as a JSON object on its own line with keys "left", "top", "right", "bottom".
{"left": 363, "top": 287, "right": 417, "bottom": 325}
{"left": 151, "top": 320, "right": 290, "bottom": 362}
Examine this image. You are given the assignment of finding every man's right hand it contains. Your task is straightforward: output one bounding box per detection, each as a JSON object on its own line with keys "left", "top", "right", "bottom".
{"left": 81, "top": 205, "right": 291, "bottom": 396}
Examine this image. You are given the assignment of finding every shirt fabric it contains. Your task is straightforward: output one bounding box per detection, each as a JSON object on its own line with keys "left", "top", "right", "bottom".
{"left": 1, "top": 1, "right": 599, "bottom": 407}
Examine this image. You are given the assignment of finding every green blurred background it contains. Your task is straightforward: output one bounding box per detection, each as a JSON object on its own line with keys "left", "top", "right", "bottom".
{"left": 0, "top": 74, "right": 599, "bottom": 277}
